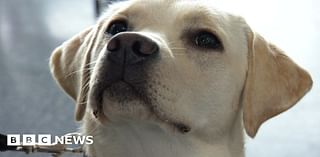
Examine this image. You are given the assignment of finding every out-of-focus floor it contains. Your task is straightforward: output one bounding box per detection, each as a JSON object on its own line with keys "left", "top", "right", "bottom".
{"left": 0, "top": 0, "right": 319, "bottom": 157}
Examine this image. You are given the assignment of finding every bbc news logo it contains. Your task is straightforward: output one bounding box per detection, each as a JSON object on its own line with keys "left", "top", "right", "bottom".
{"left": 7, "top": 134, "right": 93, "bottom": 146}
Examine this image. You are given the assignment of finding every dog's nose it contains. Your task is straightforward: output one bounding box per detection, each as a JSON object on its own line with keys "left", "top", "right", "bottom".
{"left": 107, "top": 32, "right": 159, "bottom": 65}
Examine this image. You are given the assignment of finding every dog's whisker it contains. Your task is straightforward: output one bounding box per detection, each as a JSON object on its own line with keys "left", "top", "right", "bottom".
{"left": 65, "top": 60, "right": 97, "bottom": 78}
{"left": 84, "top": 61, "right": 98, "bottom": 66}
{"left": 161, "top": 54, "right": 186, "bottom": 58}
{"left": 170, "top": 47, "right": 186, "bottom": 50}
{"left": 161, "top": 53, "right": 187, "bottom": 59}
{"left": 78, "top": 78, "right": 91, "bottom": 102}
{"left": 166, "top": 41, "right": 180, "bottom": 46}
{"left": 77, "top": 101, "right": 87, "bottom": 105}
{"left": 79, "top": 82, "right": 90, "bottom": 97}
{"left": 66, "top": 67, "right": 95, "bottom": 78}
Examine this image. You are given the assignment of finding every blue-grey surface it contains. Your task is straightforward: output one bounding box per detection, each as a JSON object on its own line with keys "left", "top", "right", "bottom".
{"left": 0, "top": 0, "right": 319, "bottom": 157}
{"left": 0, "top": 0, "right": 94, "bottom": 157}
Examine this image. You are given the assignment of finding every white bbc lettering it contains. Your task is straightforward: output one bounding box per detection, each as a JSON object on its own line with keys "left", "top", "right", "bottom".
{"left": 7, "top": 134, "right": 20, "bottom": 146}
{"left": 38, "top": 134, "right": 51, "bottom": 145}
{"left": 22, "top": 134, "right": 36, "bottom": 146}
{"left": 64, "top": 135, "right": 73, "bottom": 145}
{"left": 73, "top": 135, "right": 86, "bottom": 144}
{"left": 53, "top": 136, "right": 64, "bottom": 145}
{"left": 86, "top": 136, "right": 93, "bottom": 145}
{"left": 7, "top": 134, "right": 94, "bottom": 146}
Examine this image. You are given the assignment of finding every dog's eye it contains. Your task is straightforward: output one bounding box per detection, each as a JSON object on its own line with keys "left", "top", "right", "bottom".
{"left": 106, "top": 21, "right": 128, "bottom": 35}
{"left": 194, "top": 32, "right": 223, "bottom": 50}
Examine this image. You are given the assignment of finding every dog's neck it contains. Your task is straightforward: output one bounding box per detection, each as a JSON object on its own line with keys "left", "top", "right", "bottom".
{"left": 82, "top": 114, "right": 244, "bottom": 157}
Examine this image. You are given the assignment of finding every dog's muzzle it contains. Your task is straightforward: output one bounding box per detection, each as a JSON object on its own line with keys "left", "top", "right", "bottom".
{"left": 91, "top": 32, "right": 160, "bottom": 105}
{"left": 90, "top": 32, "right": 160, "bottom": 121}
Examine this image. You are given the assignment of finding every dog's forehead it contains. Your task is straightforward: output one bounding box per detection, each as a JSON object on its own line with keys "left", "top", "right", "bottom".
{"left": 107, "top": 0, "right": 230, "bottom": 29}
{"left": 99, "top": 0, "right": 249, "bottom": 58}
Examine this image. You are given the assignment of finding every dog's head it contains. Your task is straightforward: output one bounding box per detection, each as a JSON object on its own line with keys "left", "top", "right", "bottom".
{"left": 50, "top": 0, "right": 312, "bottom": 138}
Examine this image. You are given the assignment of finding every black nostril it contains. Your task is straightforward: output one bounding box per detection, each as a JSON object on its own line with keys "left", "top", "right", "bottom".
{"left": 132, "top": 41, "right": 145, "bottom": 57}
{"left": 132, "top": 41, "right": 158, "bottom": 57}
{"left": 107, "top": 38, "right": 120, "bottom": 52}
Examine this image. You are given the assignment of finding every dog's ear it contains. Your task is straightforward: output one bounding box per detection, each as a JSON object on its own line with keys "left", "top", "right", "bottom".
{"left": 50, "top": 26, "right": 97, "bottom": 121}
{"left": 242, "top": 29, "right": 312, "bottom": 137}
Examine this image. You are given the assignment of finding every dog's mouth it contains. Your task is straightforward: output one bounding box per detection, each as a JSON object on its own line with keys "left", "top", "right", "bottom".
{"left": 89, "top": 79, "right": 191, "bottom": 134}
{"left": 104, "top": 80, "right": 144, "bottom": 103}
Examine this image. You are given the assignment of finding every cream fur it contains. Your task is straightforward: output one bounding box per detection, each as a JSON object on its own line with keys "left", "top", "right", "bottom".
{"left": 49, "top": 0, "right": 312, "bottom": 157}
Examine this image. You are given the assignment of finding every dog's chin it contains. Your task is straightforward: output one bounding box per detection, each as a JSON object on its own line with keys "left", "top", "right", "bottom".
{"left": 94, "top": 81, "right": 192, "bottom": 134}
{"left": 101, "top": 81, "right": 153, "bottom": 120}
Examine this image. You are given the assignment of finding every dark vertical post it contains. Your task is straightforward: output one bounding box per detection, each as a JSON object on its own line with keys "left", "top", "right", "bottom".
{"left": 94, "top": 0, "right": 101, "bottom": 18}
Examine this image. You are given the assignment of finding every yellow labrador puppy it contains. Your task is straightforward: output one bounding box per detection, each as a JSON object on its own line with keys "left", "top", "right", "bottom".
{"left": 50, "top": 0, "right": 312, "bottom": 157}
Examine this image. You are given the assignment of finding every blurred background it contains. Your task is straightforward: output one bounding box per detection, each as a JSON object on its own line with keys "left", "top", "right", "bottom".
{"left": 0, "top": 0, "right": 319, "bottom": 157}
